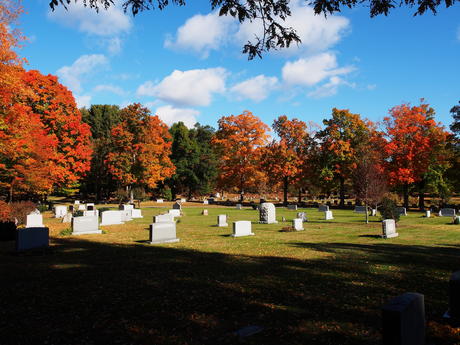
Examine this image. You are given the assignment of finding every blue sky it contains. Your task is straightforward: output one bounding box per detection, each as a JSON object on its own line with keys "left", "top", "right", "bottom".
{"left": 18, "top": 0, "right": 460, "bottom": 131}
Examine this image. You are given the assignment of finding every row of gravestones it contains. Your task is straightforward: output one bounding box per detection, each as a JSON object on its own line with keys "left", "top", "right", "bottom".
{"left": 382, "top": 271, "right": 460, "bottom": 345}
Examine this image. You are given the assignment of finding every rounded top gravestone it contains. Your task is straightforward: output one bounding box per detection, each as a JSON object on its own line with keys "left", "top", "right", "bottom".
{"left": 259, "top": 203, "right": 278, "bottom": 224}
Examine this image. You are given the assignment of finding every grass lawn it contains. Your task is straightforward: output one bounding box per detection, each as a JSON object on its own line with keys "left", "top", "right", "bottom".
{"left": 1, "top": 204, "right": 460, "bottom": 345}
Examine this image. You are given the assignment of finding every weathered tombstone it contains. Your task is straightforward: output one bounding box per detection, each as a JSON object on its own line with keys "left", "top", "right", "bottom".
{"left": 83, "top": 210, "right": 99, "bottom": 217}
{"left": 449, "top": 271, "right": 460, "bottom": 318}
{"left": 154, "top": 214, "right": 175, "bottom": 223}
{"left": 297, "top": 212, "right": 307, "bottom": 222}
{"left": 292, "top": 218, "right": 304, "bottom": 231}
{"left": 172, "top": 202, "right": 182, "bottom": 210}
{"left": 86, "top": 203, "right": 95, "bottom": 211}
{"left": 425, "top": 210, "right": 431, "bottom": 218}
{"left": 324, "top": 211, "right": 334, "bottom": 220}
{"left": 149, "top": 222, "right": 179, "bottom": 244}
{"left": 354, "top": 206, "right": 367, "bottom": 214}
{"left": 217, "top": 215, "right": 228, "bottom": 227}
{"left": 203, "top": 200, "right": 209, "bottom": 205}
{"left": 259, "top": 203, "right": 278, "bottom": 224}
{"left": 77, "top": 204, "right": 86, "bottom": 211}
{"left": 287, "top": 204, "right": 298, "bottom": 210}
{"left": 26, "top": 214, "right": 44, "bottom": 228}
{"left": 72, "top": 216, "right": 102, "bottom": 235}
{"left": 54, "top": 205, "right": 67, "bottom": 218}
{"left": 131, "top": 209, "right": 143, "bottom": 218}
{"left": 100, "top": 211, "right": 124, "bottom": 226}
{"left": 62, "top": 212, "right": 73, "bottom": 223}
{"left": 16, "top": 227, "right": 49, "bottom": 252}
{"left": 318, "top": 205, "right": 329, "bottom": 212}
{"left": 156, "top": 199, "right": 164, "bottom": 203}
{"left": 169, "top": 209, "right": 181, "bottom": 217}
{"left": 371, "top": 209, "right": 377, "bottom": 216}
{"left": 202, "top": 209, "right": 208, "bottom": 216}
{"left": 382, "top": 292, "right": 425, "bottom": 345}
{"left": 232, "top": 221, "right": 254, "bottom": 237}
{"left": 382, "top": 219, "right": 398, "bottom": 238}
{"left": 236, "top": 204, "right": 243, "bottom": 210}
{"left": 396, "top": 207, "right": 407, "bottom": 216}
{"left": 439, "top": 208, "right": 456, "bottom": 217}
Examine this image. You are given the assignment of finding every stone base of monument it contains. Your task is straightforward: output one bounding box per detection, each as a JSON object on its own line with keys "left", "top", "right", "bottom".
{"left": 16, "top": 227, "right": 49, "bottom": 252}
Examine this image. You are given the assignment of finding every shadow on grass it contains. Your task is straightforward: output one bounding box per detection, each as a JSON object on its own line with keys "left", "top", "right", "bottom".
{"left": 0, "top": 238, "right": 459, "bottom": 345}
{"left": 359, "top": 235, "right": 382, "bottom": 239}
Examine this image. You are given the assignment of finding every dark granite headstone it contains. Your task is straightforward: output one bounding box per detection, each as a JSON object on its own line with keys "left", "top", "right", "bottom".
{"left": 16, "top": 227, "right": 49, "bottom": 252}
{"left": 382, "top": 292, "right": 425, "bottom": 345}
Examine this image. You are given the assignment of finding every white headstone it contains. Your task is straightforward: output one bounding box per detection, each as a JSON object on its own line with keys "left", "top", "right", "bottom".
{"left": 72, "top": 216, "right": 102, "bottom": 235}
{"left": 100, "top": 211, "right": 124, "bottom": 226}
{"left": 324, "top": 211, "right": 334, "bottom": 220}
{"left": 292, "top": 218, "right": 304, "bottom": 231}
{"left": 259, "top": 203, "right": 278, "bottom": 224}
{"left": 354, "top": 206, "right": 367, "bottom": 214}
{"left": 149, "top": 222, "right": 179, "bottom": 244}
{"left": 169, "top": 209, "right": 181, "bottom": 217}
{"left": 156, "top": 199, "right": 164, "bottom": 203}
{"left": 77, "top": 204, "right": 86, "bottom": 211}
{"left": 203, "top": 200, "right": 209, "bottom": 205}
{"left": 297, "top": 212, "right": 307, "bottom": 222}
{"left": 180, "top": 198, "right": 186, "bottom": 203}
{"left": 318, "top": 205, "right": 329, "bottom": 212}
{"left": 74, "top": 200, "right": 80, "bottom": 205}
{"left": 121, "top": 204, "right": 134, "bottom": 211}
{"left": 217, "top": 215, "right": 228, "bottom": 227}
{"left": 154, "top": 214, "right": 175, "bottom": 223}
{"left": 232, "top": 221, "right": 254, "bottom": 237}
{"left": 235, "top": 204, "right": 242, "bottom": 210}
{"left": 382, "top": 219, "right": 398, "bottom": 238}
{"left": 425, "top": 210, "right": 431, "bottom": 218}
{"left": 131, "top": 209, "right": 143, "bottom": 218}
{"left": 371, "top": 209, "right": 377, "bottom": 216}
{"left": 62, "top": 212, "right": 73, "bottom": 223}
{"left": 83, "top": 210, "right": 99, "bottom": 217}
{"left": 202, "top": 209, "right": 208, "bottom": 216}
{"left": 86, "top": 203, "right": 95, "bottom": 211}
{"left": 120, "top": 210, "right": 132, "bottom": 222}
{"left": 54, "top": 205, "right": 67, "bottom": 218}
{"left": 439, "top": 208, "right": 456, "bottom": 217}
{"left": 26, "top": 214, "right": 44, "bottom": 228}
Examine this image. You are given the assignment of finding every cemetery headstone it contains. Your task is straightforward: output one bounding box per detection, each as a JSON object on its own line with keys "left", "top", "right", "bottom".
{"left": 172, "top": 202, "right": 182, "bottom": 210}
{"left": 425, "top": 210, "right": 431, "bottom": 218}
{"left": 72, "top": 216, "right": 102, "bottom": 235}
{"left": 54, "top": 205, "right": 67, "bottom": 218}
{"left": 120, "top": 204, "right": 134, "bottom": 211}
{"left": 203, "top": 200, "right": 209, "bottom": 205}
{"left": 26, "top": 213, "right": 44, "bottom": 228}
{"left": 131, "top": 209, "right": 143, "bottom": 218}
{"left": 86, "top": 203, "right": 95, "bottom": 211}
{"left": 180, "top": 198, "right": 186, "bottom": 203}
{"left": 287, "top": 204, "right": 298, "bottom": 210}
{"left": 156, "top": 199, "right": 164, "bottom": 203}
{"left": 318, "top": 205, "right": 329, "bottom": 212}
{"left": 232, "top": 221, "right": 254, "bottom": 237}
{"left": 259, "top": 203, "right": 278, "bottom": 224}
{"left": 62, "top": 212, "right": 72, "bottom": 223}
{"left": 439, "top": 208, "right": 456, "bottom": 217}
{"left": 354, "top": 206, "right": 367, "bottom": 214}
{"left": 149, "top": 222, "right": 179, "bottom": 244}
{"left": 324, "top": 211, "right": 334, "bottom": 220}
{"left": 100, "top": 211, "right": 124, "bottom": 226}
{"left": 169, "top": 209, "right": 181, "bottom": 217}
{"left": 382, "top": 219, "right": 398, "bottom": 238}
{"left": 217, "top": 215, "right": 228, "bottom": 227}
{"left": 74, "top": 200, "right": 80, "bottom": 205}
{"left": 396, "top": 207, "right": 407, "bottom": 216}
{"left": 297, "top": 212, "right": 307, "bottom": 222}
{"left": 15, "top": 227, "right": 49, "bottom": 252}
{"left": 202, "top": 209, "right": 208, "bottom": 216}
{"left": 77, "top": 204, "right": 86, "bottom": 211}
{"left": 236, "top": 204, "right": 243, "bottom": 210}
{"left": 449, "top": 271, "right": 460, "bottom": 318}
{"left": 371, "top": 209, "right": 377, "bottom": 217}
{"left": 155, "top": 214, "right": 175, "bottom": 223}
{"left": 382, "top": 292, "right": 425, "bottom": 345}
{"left": 292, "top": 218, "right": 304, "bottom": 231}
{"left": 120, "top": 210, "right": 132, "bottom": 222}
{"left": 83, "top": 210, "right": 99, "bottom": 217}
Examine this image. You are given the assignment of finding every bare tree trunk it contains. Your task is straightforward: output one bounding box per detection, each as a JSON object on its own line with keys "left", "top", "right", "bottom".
{"left": 339, "top": 176, "right": 345, "bottom": 207}
{"left": 298, "top": 188, "right": 302, "bottom": 204}
{"left": 403, "top": 183, "right": 409, "bottom": 209}
{"left": 283, "top": 176, "right": 288, "bottom": 205}
{"left": 365, "top": 203, "right": 369, "bottom": 224}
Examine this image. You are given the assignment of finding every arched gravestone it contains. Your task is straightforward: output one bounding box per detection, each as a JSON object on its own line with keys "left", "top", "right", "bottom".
{"left": 259, "top": 203, "right": 278, "bottom": 224}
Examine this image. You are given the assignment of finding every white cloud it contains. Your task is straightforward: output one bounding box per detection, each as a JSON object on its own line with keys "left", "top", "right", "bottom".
{"left": 57, "top": 54, "right": 109, "bottom": 93}
{"left": 230, "top": 75, "right": 278, "bottom": 102}
{"left": 93, "top": 84, "right": 125, "bottom": 96}
{"left": 137, "top": 68, "right": 227, "bottom": 107}
{"left": 107, "top": 37, "right": 123, "bottom": 55}
{"left": 307, "top": 76, "right": 355, "bottom": 98}
{"left": 165, "top": 12, "right": 235, "bottom": 58}
{"left": 154, "top": 105, "right": 199, "bottom": 128}
{"left": 75, "top": 94, "right": 91, "bottom": 108}
{"left": 48, "top": 2, "right": 132, "bottom": 36}
{"left": 236, "top": 0, "right": 349, "bottom": 56}
{"left": 282, "top": 52, "right": 354, "bottom": 87}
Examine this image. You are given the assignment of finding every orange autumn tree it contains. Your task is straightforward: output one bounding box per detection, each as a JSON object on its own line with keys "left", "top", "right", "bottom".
{"left": 262, "top": 115, "right": 308, "bottom": 204}
{"left": 213, "top": 110, "right": 269, "bottom": 201}
{"left": 383, "top": 101, "right": 449, "bottom": 208}
{"left": 106, "top": 103, "right": 175, "bottom": 202}
{"left": 316, "top": 108, "right": 372, "bottom": 206}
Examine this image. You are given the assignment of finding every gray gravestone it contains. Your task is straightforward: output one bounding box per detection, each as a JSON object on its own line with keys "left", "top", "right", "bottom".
{"left": 54, "top": 205, "right": 67, "bottom": 218}
{"left": 169, "top": 209, "right": 181, "bottom": 217}
{"left": 439, "top": 208, "right": 456, "bottom": 217}
{"left": 100, "top": 211, "right": 124, "bottom": 225}
{"left": 235, "top": 204, "right": 242, "bottom": 210}
{"left": 217, "top": 215, "right": 228, "bottom": 227}
{"left": 172, "top": 202, "right": 182, "bottom": 210}
{"left": 382, "top": 219, "right": 398, "bottom": 238}
{"left": 131, "top": 209, "right": 143, "bottom": 218}
{"left": 15, "top": 227, "right": 49, "bottom": 252}
{"left": 287, "top": 204, "right": 298, "bottom": 210}
{"left": 324, "top": 211, "right": 333, "bottom": 220}
{"left": 396, "top": 207, "right": 407, "bottom": 216}
{"left": 449, "top": 271, "right": 460, "bottom": 318}
{"left": 149, "top": 222, "right": 179, "bottom": 244}
{"left": 26, "top": 214, "right": 44, "bottom": 228}
{"left": 297, "top": 212, "right": 307, "bottom": 222}
{"left": 155, "top": 214, "right": 175, "bottom": 223}
{"left": 232, "top": 221, "right": 254, "bottom": 237}
{"left": 292, "top": 218, "right": 304, "bottom": 231}
{"left": 83, "top": 210, "right": 99, "bottom": 217}
{"left": 382, "top": 292, "right": 425, "bottom": 345}
{"left": 354, "top": 206, "right": 367, "bottom": 214}
{"left": 318, "top": 205, "right": 329, "bottom": 212}
{"left": 72, "top": 216, "right": 102, "bottom": 235}
{"left": 259, "top": 203, "right": 278, "bottom": 224}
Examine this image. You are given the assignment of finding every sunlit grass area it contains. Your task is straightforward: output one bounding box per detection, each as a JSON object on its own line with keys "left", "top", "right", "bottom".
{"left": 1, "top": 205, "right": 459, "bottom": 344}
